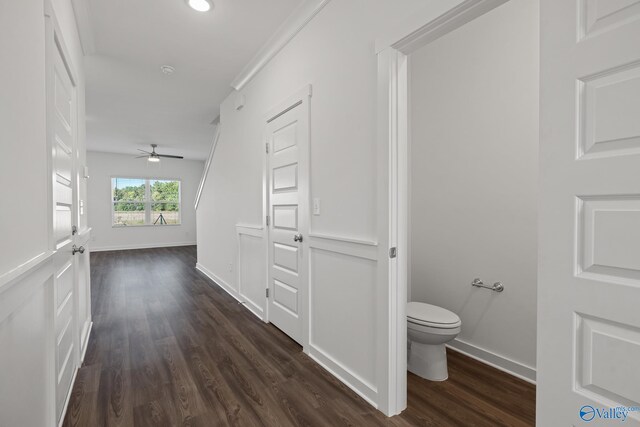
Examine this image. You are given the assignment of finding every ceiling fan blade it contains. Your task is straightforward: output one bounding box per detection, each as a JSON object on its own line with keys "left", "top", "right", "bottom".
{"left": 137, "top": 149, "right": 152, "bottom": 154}
{"left": 135, "top": 155, "right": 149, "bottom": 158}
{"left": 157, "top": 154, "right": 184, "bottom": 159}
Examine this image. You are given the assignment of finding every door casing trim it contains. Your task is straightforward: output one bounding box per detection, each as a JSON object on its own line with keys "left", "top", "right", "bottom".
{"left": 375, "top": 0, "right": 509, "bottom": 415}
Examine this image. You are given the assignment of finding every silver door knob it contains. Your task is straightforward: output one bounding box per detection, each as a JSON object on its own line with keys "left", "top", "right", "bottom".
{"left": 72, "top": 245, "right": 85, "bottom": 255}
{"left": 293, "top": 233, "right": 303, "bottom": 242}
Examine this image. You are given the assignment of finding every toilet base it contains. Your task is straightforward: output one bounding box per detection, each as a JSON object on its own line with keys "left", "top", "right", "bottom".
{"left": 408, "top": 341, "right": 448, "bottom": 381}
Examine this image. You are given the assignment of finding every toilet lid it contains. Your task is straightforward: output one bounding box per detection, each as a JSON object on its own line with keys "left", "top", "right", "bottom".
{"left": 407, "top": 302, "right": 460, "bottom": 326}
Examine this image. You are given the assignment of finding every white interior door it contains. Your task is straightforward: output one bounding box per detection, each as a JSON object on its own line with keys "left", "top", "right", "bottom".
{"left": 266, "top": 90, "right": 310, "bottom": 346}
{"left": 538, "top": 1, "right": 640, "bottom": 425}
{"left": 50, "top": 32, "right": 79, "bottom": 422}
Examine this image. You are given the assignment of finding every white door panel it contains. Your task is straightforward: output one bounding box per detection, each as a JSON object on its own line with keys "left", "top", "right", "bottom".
{"left": 273, "top": 205, "right": 298, "bottom": 229}
{"left": 55, "top": 262, "right": 73, "bottom": 309}
{"left": 539, "top": 0, "right": 640, "bottom": 425}
{"left": 273, "top": 279, "right": 299, "bottom": 314}
{"left": 273, "top": 164, "right": 298, "bottom": 191}
{"left": 273, "top": 243, "right": 298, "bottom": 272}
{"left": 266, "top": 90, "right": 310, "bottom": 346}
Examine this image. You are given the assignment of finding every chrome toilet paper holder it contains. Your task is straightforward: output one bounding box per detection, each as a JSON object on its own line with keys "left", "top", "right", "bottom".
{"left": 471, "top": 278, "right": 504, "bottom": 292}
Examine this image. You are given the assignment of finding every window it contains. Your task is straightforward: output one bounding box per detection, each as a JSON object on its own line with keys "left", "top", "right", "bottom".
{"left": 112, "top": 177, "right": 181, "bottom": 226}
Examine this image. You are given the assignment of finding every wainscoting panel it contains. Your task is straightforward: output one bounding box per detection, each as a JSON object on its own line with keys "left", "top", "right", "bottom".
{"left": 308, "top": 234, "right": 379, "bottom": 405}
{"left": 0, "top": 254, "right": 54, "bottom": 427}
{"left": 237, "top": 225, "right": 266, "bottom": 320}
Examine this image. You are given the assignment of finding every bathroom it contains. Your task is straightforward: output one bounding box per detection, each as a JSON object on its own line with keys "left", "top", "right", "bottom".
{"left": 405, "top": 0, "right": 539, "bottom": 411}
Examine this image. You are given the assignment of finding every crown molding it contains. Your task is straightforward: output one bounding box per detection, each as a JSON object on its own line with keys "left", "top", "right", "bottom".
{"left": 230, "top": 0, "right": 331, "bottom": 91}
{"left": 71, "top": 0, "right": 96, "bottom": 55}
{"left": 375, "top": 0, "right": 506, "bottom": 54}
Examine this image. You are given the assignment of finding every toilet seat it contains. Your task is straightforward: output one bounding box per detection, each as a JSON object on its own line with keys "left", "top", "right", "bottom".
{"left": 407, "top": 302, "right": 461, "bottom": 329}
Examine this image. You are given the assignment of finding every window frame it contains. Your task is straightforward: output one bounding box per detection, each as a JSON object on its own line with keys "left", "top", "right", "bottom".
{"left": 111, "top": 176, "right": 182, "bottom": 227}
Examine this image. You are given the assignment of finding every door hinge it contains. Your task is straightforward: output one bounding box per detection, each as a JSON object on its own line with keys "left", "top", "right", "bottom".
{"left": 266, "top": 288, "right": 269, "bottom": 298}
{"left": 266, "top": 215, "right": 270, "bottom": 226}
{"left": 389, "top": 247, "right": 397, "bottom": 259}
{"left": 266, "top": 142, "right": 269, "bottom": 154}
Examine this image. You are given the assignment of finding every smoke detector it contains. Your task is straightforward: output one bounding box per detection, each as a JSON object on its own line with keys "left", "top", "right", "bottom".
{"left": 160, "top": 65, "right": 175, "bottom": 75}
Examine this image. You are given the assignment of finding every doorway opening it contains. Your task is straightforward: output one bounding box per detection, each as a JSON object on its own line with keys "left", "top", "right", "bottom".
{"left": 378, "top": 0, "right": 538, "bottom": 416}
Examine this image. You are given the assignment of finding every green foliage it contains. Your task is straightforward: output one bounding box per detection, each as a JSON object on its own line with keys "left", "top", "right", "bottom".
{"left": 113, "top": 202, "right": 144, "bottom": 211}
{"left": 113, "top": 183, "right": 145, "bottom": 202}
{"left": 152, "top": 202, "right": 179, "bottom": 212}
{"left": 151, "top": 180, "right": 179, "bottom": 204}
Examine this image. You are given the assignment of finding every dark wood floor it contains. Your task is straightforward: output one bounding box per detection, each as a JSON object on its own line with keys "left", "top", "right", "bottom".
{"left": 63, "top": 246, "right": 535, "bottom": 427}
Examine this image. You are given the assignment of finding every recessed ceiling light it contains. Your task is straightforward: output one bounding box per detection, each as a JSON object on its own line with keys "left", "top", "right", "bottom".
{"left": 160, "top": 65, "right": 175, "bottom": 75}
{"left": 187, "top": 0, "right": 212, "bottom": 12}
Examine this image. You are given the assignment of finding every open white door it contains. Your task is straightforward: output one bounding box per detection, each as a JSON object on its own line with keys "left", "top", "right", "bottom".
{"left": 538, "top": 1, "right": 640, "bottom": 425}
{"left": 265, "top": 86, "right": 311, "bottom": 346}
{"left": 47, "top": 25, "right": 80, "bottom": 423}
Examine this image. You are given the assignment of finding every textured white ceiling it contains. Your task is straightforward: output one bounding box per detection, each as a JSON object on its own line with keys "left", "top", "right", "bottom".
{"left": 83, "top": 0, "right": 302, "bottom": 160}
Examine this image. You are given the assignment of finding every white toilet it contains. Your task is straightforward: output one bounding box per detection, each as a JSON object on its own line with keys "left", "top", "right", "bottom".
{"left": 407, "top": 301, "right": 461, "bottom": 381}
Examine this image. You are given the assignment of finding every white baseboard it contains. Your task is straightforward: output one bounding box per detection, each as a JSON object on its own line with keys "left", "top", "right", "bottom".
{"left": 237, "top": 296, "right": 265, "bottom": 321}
{"left": 307, "top": 345, "right": 378, "bottom": 408}
{"left": 79, "top": 321, "right": 93, "bottom": 363}
{"left": 195, "top": 263, "right": 242, "bottom": 303}
{"left": 194, "top": 263, "right": 266, "bottom": 322}
{"left": 90, "top": 241, "right": 196, "bottom": 252}
{"left": 446, "top": 338, "right": 536, "bottom": 384}
{"left": 58, "top": 367, "right": 79, "bottom": 427}
{"left": 60, "top": 320, "right": 93, "bottom": 427}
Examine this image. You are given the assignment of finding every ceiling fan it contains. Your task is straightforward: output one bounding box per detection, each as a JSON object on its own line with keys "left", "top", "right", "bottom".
{"left": 136, "top": 144, "right": 184, "bottom": 162}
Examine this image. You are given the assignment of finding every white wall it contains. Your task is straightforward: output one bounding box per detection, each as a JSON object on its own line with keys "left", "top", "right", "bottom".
{"left": 196, "top": 0, "right": 471, "bottom": 412}
{"left": 0, "top": 0, "right": 48, "bottom": 276}
{"left": 409, "top": 0, "right": 539, "bottom": 379}
{"left": 0, "top": 0, "right": 86, "bottom": 425}
{"left": 87, "top": 151, "right": 203, "bottom": 251}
